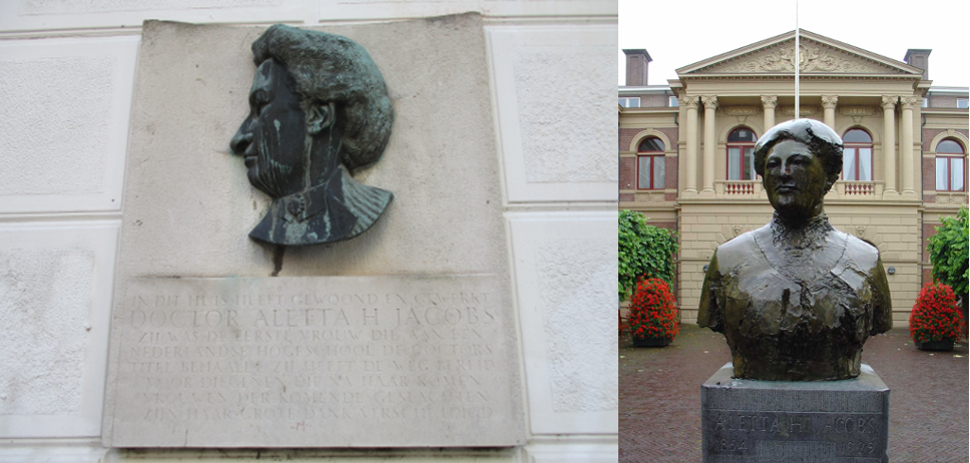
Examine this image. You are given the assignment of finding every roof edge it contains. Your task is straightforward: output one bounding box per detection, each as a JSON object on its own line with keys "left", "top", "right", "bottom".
{"left": 676, "top": 29, "right": 925, "bottom": 77}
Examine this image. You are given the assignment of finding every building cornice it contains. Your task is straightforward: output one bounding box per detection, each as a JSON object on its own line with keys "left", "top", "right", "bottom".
{"left": 927, "top": 86, "right": 970, "bottom": 94}
{"left": 618, "top": 107, "right": 679, "bottom": 115}
{"left": 619, "top": 86, "right": 671, "bottom": 95}
{"left": 676, "top": 29, "right": 924, "bottom": 77}
{"left": 921, "top": 108, "right": 970, "bottom": 116}
{"left": 679, "top": 73, "right": 921, "bottom": 81}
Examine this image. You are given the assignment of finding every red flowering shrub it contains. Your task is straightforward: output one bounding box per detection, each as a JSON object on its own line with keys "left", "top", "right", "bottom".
{"left": 628, "top": 278, "right": 679, "bottom": 340}
{"left": 909, "top": 282, "right": 965, "bottom": 343}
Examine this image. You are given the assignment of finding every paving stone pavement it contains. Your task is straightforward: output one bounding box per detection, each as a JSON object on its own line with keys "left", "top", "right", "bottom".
{"left": 619, "top": 324, "right": 969, "bottom": 463}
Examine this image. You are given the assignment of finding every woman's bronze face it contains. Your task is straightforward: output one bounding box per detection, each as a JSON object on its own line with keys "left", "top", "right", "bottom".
{"left": 763, "top": 140, "right": 829, "bottom": 218}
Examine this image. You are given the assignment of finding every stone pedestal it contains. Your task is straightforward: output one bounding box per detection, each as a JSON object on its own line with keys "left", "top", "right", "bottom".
{"left": 701, "top": 363, "right": 889, "bottom": 463}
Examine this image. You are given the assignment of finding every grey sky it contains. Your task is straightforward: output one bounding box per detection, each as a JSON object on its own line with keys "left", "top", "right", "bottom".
{"left": 618, "top": 0, "right": 969, "bottom": 88}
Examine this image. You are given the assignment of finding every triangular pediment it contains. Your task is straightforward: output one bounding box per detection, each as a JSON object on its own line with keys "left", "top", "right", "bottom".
{"left": 677, "top": 30, "right": 923, "bottom": 76}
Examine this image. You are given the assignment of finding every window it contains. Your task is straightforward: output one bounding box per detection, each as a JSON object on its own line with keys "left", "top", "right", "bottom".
{"left": 637, "top": 137, "right": 665, "bottom": 190}
{"left": 921, "top": 98, "right": 928, "bottom": 108}
{"left": 842, "top": 129, "right": 873, "bottom": 181}
{"left": 936, "top": 139, "right": 966, "bottom": 191}
{"left": 726, "top": 127, "right": 757, "bottom": 180}
{"left": 958, "top": 98, "right": 969, "bottom": 109}
{"left": 619, "top": 97, "right": 640, "bottom": 108}
{"left": 668, "top": 96, "right": 679, "bottom": 107}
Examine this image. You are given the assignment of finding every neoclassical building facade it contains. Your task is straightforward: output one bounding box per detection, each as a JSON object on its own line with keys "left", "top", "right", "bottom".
{"left": 619, "top": 30, "right": 969, "bottom": 325}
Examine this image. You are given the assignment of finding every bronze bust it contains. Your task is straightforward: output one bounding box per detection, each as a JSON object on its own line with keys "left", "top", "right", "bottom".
{"left": 230, "top": 24, "right": 394, "bottom": 246}
{"left": 698, "top": 119, "right": 892, "bottom": 381}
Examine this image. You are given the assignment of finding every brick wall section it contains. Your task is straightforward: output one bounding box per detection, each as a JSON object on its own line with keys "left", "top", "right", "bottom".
{"left": 619, "top": 193, "right": 634, "bottom": 202}
{"left": 624, "top": 54, "right": 648, "bottom": 86}
{"left": 922, "top": 128, "right": 945, "bottom": 152}
{"left": 648, "top": 221, "right": 676, "bottom": 230}
{"left": 929, "top": 95, "right": 959, "bottom": 108}
{"left": 657, "top": 127, "right": 678, "bottom": 149}
{"left": 619, "top": 156, "right": 635, "bottom": 189}
{"left": 619, "top": 127, "right": 678, "bottom": 153}
{"left": 664, "top": 155, "right": 678, "bottom": 190}
{"left": 619, "top": 128, "right": 640, "bottom": 151}
{"left": 641, "top": 94, "right": 667, "bottom": 107}
{"left": 922, "top": 268, "right": 934, "bottom": 288}
{"left": 922, "top": 221, "right": 938, "bottom": 264}
{"left": 922, "top": 157, "right": 937, "bottom": 191}
{"left": 920, "top": 129, "right": 970, "bottom": 150}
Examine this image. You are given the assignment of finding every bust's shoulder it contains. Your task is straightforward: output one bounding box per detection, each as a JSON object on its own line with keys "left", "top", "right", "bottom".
{"left": 837, "top": 230, "right": 881, "bottom": 270}
{"left": 712, "top": 225, "right": 769, "bottom": 271}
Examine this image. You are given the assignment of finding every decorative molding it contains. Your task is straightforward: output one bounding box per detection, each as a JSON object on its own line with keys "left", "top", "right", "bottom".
{"left": 761, "top": 95, "right": 778, "bottom": 109}
{"left": 701, "top": 95, "right": 718, "bottom": 110}
{"left": 839, "top": 106, "right": 875, "bottom": 117}
{"left": 489, "top": 26, "right": 618, "bottom": 202}
{"left": 779, "top": 105, "right": 819, "bottom": 117}
{"left": 821, "top": 95, "right": 838, "bottom": 109}
{"left": 720, "top": 106, "right": 760, "bottom": 117}
{"left": 732, "top": 225, "right": 744, "bottom": 237}
{"left": 636, "top": 192, "right": 665, "bottom": 203}
{"left": 929, "top": 129, "right": 969, "bottom": 153}
{"left": 719, "top": 105, "right": 760, "bottom": 124}
{"left": 899, "top": 96, "right": 920, "bottom": 108}
{"left": 936, "top": 193, "right": 967, "bottom": 205}
{"left": 681, "top": 95, "right": 700, "bottom": 109}
{"left": 838, "top": 105, "right": 875, "bottom": 124}
{"left": 628, "top": 128, "right": 673, "bottom": 154}
{"left": 697, "top": 39, "right": 899, "bottom": 74}
{"left": 881, "top": 95, "right": 898, "bottom": 110}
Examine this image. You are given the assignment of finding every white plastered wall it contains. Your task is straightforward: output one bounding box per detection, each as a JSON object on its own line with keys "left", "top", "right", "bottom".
{"left": 0, "top": 1, "right": 618, "bottom": 462}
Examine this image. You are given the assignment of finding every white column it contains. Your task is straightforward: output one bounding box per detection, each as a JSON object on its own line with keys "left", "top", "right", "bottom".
{"left": 683, "top": 96, "right": 700, "bottom": 196}
{"left": 882, "top": 95, "right": 898, "bottom": 197}
{"left": 821, "top": 95, "right": 838, "bottom": 129}
{"left": 900, "top": 96, "right": 918, "bottom": 197}
{"left": 701, "top": 95, "right": 718, "bottom": 197}
{"left": 761, "top": 95, "right": 777, "bottom": 130}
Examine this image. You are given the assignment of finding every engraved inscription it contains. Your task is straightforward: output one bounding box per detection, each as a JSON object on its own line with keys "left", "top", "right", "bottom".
{"left": 109, "top": 276, "right": 516, "bottom": 447}
{"left": 707, "top": 411, "right": 885, "bottom": 458}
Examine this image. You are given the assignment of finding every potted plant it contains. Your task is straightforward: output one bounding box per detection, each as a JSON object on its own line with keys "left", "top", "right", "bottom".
{"left": 926, "top": 206, "right": 969, "bottom": 332}
{"left": 628, "top": 278, "right": 679, "bottom": 347}
{"left": 909, "top": 282, "right": 965, "bottom": 351}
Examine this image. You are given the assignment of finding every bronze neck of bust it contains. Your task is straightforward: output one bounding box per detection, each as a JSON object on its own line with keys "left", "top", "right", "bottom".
{"left": 770, "top": 211, "right": 833, "bottom": 251}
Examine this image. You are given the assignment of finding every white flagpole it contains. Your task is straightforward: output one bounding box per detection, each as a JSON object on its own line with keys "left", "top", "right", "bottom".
{"left": 794, "top": 0, "right": 800, "bottom": 118}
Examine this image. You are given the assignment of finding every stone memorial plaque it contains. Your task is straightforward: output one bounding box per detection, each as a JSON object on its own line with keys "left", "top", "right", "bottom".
{"left": 103, "top": 16, "right": 525, "bottom": 448}
{"left": 701, "top": 363, "right": 889, "bottom": 463}
{"left": 107, "top": 275, "right": 519, "bottom": 447}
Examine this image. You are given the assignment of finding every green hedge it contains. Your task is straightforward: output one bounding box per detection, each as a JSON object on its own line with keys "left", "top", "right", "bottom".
{"left": 618, "top": 210, "right": 679, "bottom": 302}
{"left": 927, "top": 206, "right": 969, "bottom": 297}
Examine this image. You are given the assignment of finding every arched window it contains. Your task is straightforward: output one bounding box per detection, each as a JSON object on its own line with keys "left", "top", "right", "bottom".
{"left": 726, "top": 127, "right": 757, "bottom": 180}
{"left": 936, "top": 139, "right": 966, "bottom": 191}
{"left": 842, "top": 129, "right": 873, "bottom": 181}
{"left": 637, "top": 137, "right": 665, "bottom": 190}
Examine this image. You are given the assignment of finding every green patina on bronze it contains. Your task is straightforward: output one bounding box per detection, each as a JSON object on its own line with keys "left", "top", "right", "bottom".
{"left": 698, "top": 119, "right": 893, "bottom": 381}
{"left": 230, "top": 24, "right": 394, "bottom": 246}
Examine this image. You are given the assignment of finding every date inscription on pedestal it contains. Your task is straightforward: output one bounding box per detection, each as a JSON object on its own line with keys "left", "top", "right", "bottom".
{"left": 707, "top": 411, "right": 885, "bottom": 461}
{"left": 106, "top": 275, "right": 520, "bottom": 447}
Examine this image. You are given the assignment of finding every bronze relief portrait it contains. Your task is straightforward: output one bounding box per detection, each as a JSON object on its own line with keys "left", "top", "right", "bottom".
{"left": 231, "top": 25, "right": 394, "bottom": 246}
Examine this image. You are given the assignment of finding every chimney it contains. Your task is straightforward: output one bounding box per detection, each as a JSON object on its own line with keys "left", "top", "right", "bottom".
{"left": 903, "top": 49, "right": 931, "bottom": 80}
{"left": 623, "top": 49, "right": 652, "bottom": 86}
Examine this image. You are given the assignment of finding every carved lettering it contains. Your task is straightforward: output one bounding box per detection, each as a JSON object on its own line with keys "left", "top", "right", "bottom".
{"left": 114, "top": 276, "right": 510, "bottom": 439}
{"left": 709, "top": 411, "right": 885, "bottom": 455}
